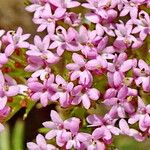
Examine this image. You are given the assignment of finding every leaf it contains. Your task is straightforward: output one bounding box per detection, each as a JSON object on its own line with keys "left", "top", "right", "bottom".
{"left": 4, "top": 96, "right": 23, "bottom": 122}
{"left": 93, "top": 74, "right": 107, "bottom": 93}
{"left": 0, "top": 125, "right": 10, "bottom": 150}
{"left": 114, "top": 135, "right": 150, "bottom": 150}
{"left": 23, "top": 99, "right": 36, "bottom": 120}
{"left": 12, "top": 120, "right": 24, "bottom": 150}
{"left": 71, "top": 107, "right": 87, "bottom": 119}
{"left": 38, "top": 127, "right": 50, "bottom": 134}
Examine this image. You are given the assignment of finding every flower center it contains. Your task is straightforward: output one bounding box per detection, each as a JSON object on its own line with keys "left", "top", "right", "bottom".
{"left": 86, "top": 42, "right": 94, "bottom": 48}
{"left": 47, "top": 18, "right": 52, "bottom": 22}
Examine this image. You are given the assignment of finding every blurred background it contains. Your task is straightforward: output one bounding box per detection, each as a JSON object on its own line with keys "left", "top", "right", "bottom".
{"left": 0, "top": 0, "right": 150, "bottom": 150}
{"left": 0, "top": 0, "right": 36, "bottom": 35}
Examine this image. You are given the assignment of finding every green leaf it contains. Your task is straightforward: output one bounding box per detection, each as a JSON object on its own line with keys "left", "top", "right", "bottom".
{"left": 23, "top": 99, "right": 36, "bottom": 120}
{"left": 38, "top": 127, "right": 50, "bottom": 134}
{"left": 93, "top": 75, "right": 107, "bottom": 93}
{"left": 4, "top": 95, "right": 24, "bottom": 122}
{"left": 12, "top": 120, "right": 24, "bottom": 150}
{"left": 114, "top": 135, "right": 150, "bottom": 150}
{"left": 0, "top": 125, "right": 10, "bottom": 150}
{"left": 71, "top": 107, "right": 87, "bottom": 119}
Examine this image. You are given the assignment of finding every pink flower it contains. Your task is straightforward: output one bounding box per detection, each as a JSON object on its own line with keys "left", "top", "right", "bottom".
{"left": 33, "top": 3, "right": 66, "bottom": 33}
{"left": 132, "top": 11, "right": 150, "bottom": 41}
{"left": 51, "top": 75, "right": 74, "bottom": 107}
{"left": 49, "top": 0, "right": 80, "bottom": 9}
{"left": 0, "top": 71, "right": 20, "bottom": 110}
{"left": 76, "top": 25, "right": 108, "bottom": 58}
{"left": 26, "top": 35, "right": 59, "bottom": 67}
{"left": 85, "top": 55, "right": 108, "bottom": 74}
{"left": 96, "top": 23, "right": 115, "bottom": 37}
{"left": 65, "top": 134, "right": 82, "bottom": 150}
{"left": 71, "top": 85, "right": 100, "bottom": 109}
{"left": 103, "top": 85, "right": 137, "bottom": 118}
{"left": 66, "top": 53, "right": 93, "bottom": 86}
{"left": 86, "top": 114, "right": 121, "bottom": 144}
{"left": 49, "top": 26, "right": 79, "bottom": 56}
{"left": 133, "top": 59, "right": 150, "bottom": 92}
{"left": 27, "top": 134, "right": 58, "bottom": 150}
{"left": 27, "top": 69, "right": 57, "bottom": 107}
{"left": 119, "top": 119, "right": 144, "bottom": 141}
{"left": 76, "top": 132, "right": 106, "bottom": 150}
{"left": 43, "top": 110, "right": 80, "bottom": 147}
{"left": 114, "top": 21, "right": 142, "bottom": 50}
{"left": 82, "top": 0, "right": 118, "bottom": 23}
{"left": 106, "top": 53, "right": 137, "bottom": 77}
{"left": 119, "top": 0, "right": 140, "bottom": 18}
{"left": 129, "top": 97, "right": 150, "bottom": 134}
{"left": 2, "top": 27, "right": 30, "bottom": 57}
{"left": 64, "top": 12, "right": 81, "bottom": 27}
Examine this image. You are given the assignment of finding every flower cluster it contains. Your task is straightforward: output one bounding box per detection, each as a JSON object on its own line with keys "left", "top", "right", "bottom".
{"left": 0, "top": 0, "right": 150, "bottom": 149}
{"left": 0, "top": 28, "right": 30, "bottom": 131}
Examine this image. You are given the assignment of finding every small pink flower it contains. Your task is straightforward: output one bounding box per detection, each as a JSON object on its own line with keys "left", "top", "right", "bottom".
{"left": 133, "top": 59, "right": 150, "bottom": 92}
{"left": 129, "top": 97, "right": 150, "bottom": 134}
{"left": 43, "top": 110, "right": 80, "bottom": 147}
{"left": 49, "top": 0, "right": 80, "bottom": 9}
{"left": 71, "top": 85, "right": 100, "bottom": 109}
{"left": 66, "top": 53, "right": 93, "bottom": 86}
{"left": 132, "top": 11, "right": 150, "bottom": 40}
{"left": 51, "top": 75, "right": 74, "bottom": 107}
{"left": 82, "top": 0, "right": 118, "bottom": 23}
{"left": 76, "top": 132, "right": 106, "bottom": 150}
{"left": 49, "top": 26, "right": 79, "bottom": 56}
{"left": 103, "top": 85, "right": 137, "bottom": 118}
{"left": 2, "top": 27, "right": 30, "bottom": 57}
{"left": 33, "top": 3, "right": 66, "bottom": 33}
{"left": 27, "top": 134, "right": 58, "bottom": 150}
{"left": 27, "top": 69, "right": 57, "bottom": 107}
{"left": 114, "top": 21, "right": 142, "bottom": 50}
{"left": 119, "top": 119, "right": 144, "bottom": 141}
{"left": 26, "top": 35, "right": 59, "bottom": 68}
{"left": 0, "top": 71, "right": 20, "bottom": 110}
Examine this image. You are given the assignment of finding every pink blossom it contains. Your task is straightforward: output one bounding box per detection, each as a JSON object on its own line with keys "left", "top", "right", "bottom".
{"left": 43, "top": 110, "right": 80, "bottom": 147}
{"left": 2, "top": 27, "right": 30, "bottom": 57}
{"left": 27, "top": 134, "right": 58, "bottom": 150}
{"left": 132, "top": 11, "right": 150, "bottom": 40}
{"left": 129, "top": 97, "right": 150, "bottom": 134}
{"left": 51, "top": 75, "right": 74, "bottom": 107}
{"left": 85, "top": 55, "right": 108, "bottom": 74}
{"left": 66, "top": 53, "right": 93, "bottom": 86}
{"left": 103, "top": 85, "right": 137, "bottom": 118}
{"left": 27, "top": 69, "right": 57, "bottom": 107}
{"left": 71, "top": 85, "right": 100, "bottom": 109}
{"left": 82, "top": 0, "right": 118, "bottom": 23}
{"left": 64, "top": 12, "right": 81, "bottom": 27}
{"left": 49, "top": 26, "right": 79, "bottom": 56}
{"left": 76, "top": 132, "right": 106, "bottom": 150}
{"left": 114, "top": 21, "right": 142, "bottom": 50}
{"left": 76, "top": 25, "right": 108, "bottom": 58}
{"left": 49, "top": 0, "right": 80, "bottom": 9}
{"left": 119, "top": 0, "right": 141, "bottom": 18}
{"left": 0, "top": 71, "right": 20, "bottom": 110}
{"left": 119, "top": 118, "right": 144, "bottom": 141}
{"left": 86, "top": 114, "right": 121, "bottom": 144}
{"left": 133, "top": 59, "right": 150, "bottom": 92}
{"left": 33, "top": 3, "right": 66, "bottom": 33}
{"left": 26, "top": 35, "right": 59, "bottom": 67}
